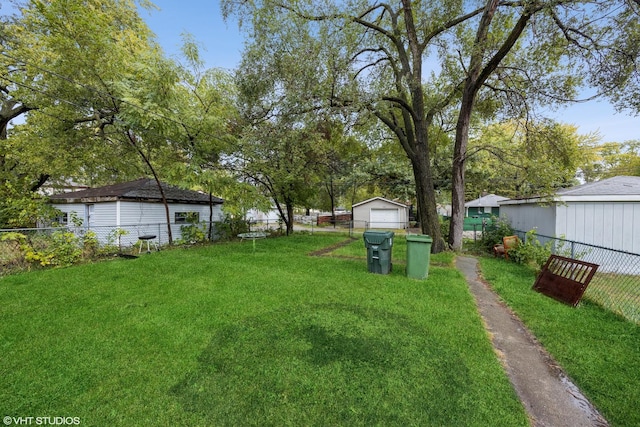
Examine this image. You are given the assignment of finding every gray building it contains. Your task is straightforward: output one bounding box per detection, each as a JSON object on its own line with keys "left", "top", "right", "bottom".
{"left": 499, "top": 176, "right": 640, "bottom": 253}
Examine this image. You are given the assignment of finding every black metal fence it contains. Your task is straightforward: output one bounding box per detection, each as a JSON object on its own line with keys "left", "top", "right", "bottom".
{"left": 514, "top": 230, "right": 640, "bottom": 324}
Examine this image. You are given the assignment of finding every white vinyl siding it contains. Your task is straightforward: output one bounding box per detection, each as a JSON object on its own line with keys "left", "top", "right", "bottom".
{"left": 49, "top": 200, "right": 224, "bottom": 246}
{"left": 352, "top": 197, "right": 408, "bottom": 229}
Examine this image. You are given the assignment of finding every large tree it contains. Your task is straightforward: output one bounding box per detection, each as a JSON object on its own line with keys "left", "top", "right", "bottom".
{"left": 230, "top": 120, "right": 323, "bottom": 235}
{"left": 0, "top": 0, "right": 163, "bottom": 227}
{"left": 465, "top": 120, "right": 591, "bottom": 198}
{"left": 579, "top": 140, "right": 640, "bottom": 181}
{"left": 223, "top": 0, "right": 639, "bottom": 252}
{"left": 2, "top": 1, "right": 238, "bottom": 239}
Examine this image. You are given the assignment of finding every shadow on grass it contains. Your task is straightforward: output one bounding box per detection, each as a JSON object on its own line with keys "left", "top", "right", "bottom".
{"left": 170, "top": 303, "right": 469, "bottom": 425}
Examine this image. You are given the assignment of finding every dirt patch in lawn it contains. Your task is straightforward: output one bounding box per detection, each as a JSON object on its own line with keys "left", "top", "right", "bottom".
{"left": 308, "top": 238, "right": 357, "bottom": 257}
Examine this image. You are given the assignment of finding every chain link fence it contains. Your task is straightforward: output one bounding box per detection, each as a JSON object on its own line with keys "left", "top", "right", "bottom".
{"left": 0, "top": 222, "right": 225, "bottom": 273}
{"left": 514, "top": 230, "right": 640, "bottom": 324}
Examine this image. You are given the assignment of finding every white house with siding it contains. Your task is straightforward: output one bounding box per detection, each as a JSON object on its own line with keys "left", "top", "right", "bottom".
{"left": 48, "top": 178, "right": 224, "bottom": 246}
{"left": 352, "top": 197, "right": 409, "bottom": 229}
{"left": 499, "top": 176, "right": 640, "bottom": 254}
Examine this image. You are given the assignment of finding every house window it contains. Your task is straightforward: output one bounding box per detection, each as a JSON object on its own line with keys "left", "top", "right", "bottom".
{"left": 175, "top": 212, "right": 200, "bottom": 224}
{"left": 54, "top": 212, "right": 68, "bottom": 225}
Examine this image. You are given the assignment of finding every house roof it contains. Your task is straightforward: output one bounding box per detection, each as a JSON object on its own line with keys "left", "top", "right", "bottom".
{"left": 465, "top": 194, "right": 508, "bottom": 208}
{"left": 49, "top": 178, "right": 224, "bottom": 205}
{"left": 500, "top": 176, "right": 640, "bottom": 205}
{"left": 556, "top": 176, "right": 640, "bottom": 196}
{"left": 352, "top": 197, "right": 408, "bottom": 209}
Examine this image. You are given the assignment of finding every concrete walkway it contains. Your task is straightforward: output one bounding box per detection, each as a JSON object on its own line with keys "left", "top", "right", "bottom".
{"left": 456, "top": 256, "right": 608, "bottom": 427}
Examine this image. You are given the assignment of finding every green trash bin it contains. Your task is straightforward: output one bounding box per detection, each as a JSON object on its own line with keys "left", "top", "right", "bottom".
{"left": 406, "top": 234, "right": 433, "bottom": 279}
{"left": 363, "top": 231, "right": 394, "bottom": 274}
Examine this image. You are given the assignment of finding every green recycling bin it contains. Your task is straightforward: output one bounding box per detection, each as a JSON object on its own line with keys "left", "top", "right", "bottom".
{"left": 406, "top": 234, "right": 433, "bottom": 279}
{"left": 363, "top": 231, "right": 394, "bottom": 274}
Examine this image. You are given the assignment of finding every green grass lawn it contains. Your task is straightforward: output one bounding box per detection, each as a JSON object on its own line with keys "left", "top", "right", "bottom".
{"left": 479, "top": 257, "right": 640, "bottom": 427}
{"left": 1, "top": 234, "right": 528, "bottom": 426}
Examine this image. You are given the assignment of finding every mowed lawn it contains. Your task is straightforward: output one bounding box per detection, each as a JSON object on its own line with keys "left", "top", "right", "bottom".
{"left": 1, "top": 234, "right": 528, "bottom": 426}
{"left": 479, "top": 257, "right": 640, "bottom": 427}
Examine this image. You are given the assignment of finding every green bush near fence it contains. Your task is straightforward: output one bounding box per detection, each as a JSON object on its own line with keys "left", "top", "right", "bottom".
{"left": 0, "top": 229, "right": 92, "bottom": 269}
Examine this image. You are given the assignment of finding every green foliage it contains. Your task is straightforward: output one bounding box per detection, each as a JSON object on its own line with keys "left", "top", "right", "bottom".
{"left": 102, "top": 227, "right": 130, "bottom": 254}
{"left": 82, "top": 230, "right": 99, "bottom": 258}
{"left": 481, "top": 216, "right": 514, "bottom": 253}
{"left": 465, "top": 120, "right": 587, "bottom": 199}
{"left": 0, "top": 183, "right": 61, "bottom": 228}
{"left": 580, "top": 140, "right": 640, "bottom": 182}
{"left": 508, "top": 229, "right": 553, "bottom": 270}
{"left": 440, "top": 216, "right": 450, "bottom": 244}
{"left": 48, "top": 230, "right": 83, "bottom": 266}
{"left": 179, "top": 223, "right": 207, "bottom": 244}
{"left": 215, "top": 214, "right": 250, "bottom": 240}
{"left": 1, "top": 229, "right": 84, "bottom": 268}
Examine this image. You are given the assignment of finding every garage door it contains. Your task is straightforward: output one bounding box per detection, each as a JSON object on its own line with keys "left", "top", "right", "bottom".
{"left": 370, "top": 208, "right": 399, "bottom": 228}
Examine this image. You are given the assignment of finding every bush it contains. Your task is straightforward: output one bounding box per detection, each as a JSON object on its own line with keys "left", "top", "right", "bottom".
{"left": 0, "top": 230, "right": 83, "bottom": 268}
{"left": 102, "top": 228, "right": 130, "bottom": 254}
{"left": 440, "top": 216, "right": 450, "bottom": 243}
{"left": 508, "top": 229, "right": 553, "bottom": 270}
{"left": 215, "top": 215, "right": 250, "bottom": 240}
{"left": 481, "top": 216, "right": 515, "bottom": 253}
{"left": 47, "top": 230, "right": 83, "bottom": 266}
{"left": 179, "top": 223, "right": 207, "bottom": 244}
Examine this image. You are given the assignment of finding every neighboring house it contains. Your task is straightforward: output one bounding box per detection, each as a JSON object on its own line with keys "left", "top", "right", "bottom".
{"left": 352, "top": 197, "right": 409, "bottom": 229}
{"left": 246, "top": 206, "right": 281, "bottom": 223}
{"left": 48, "top": 178, "right": 224, "bottom": 245}
{"left": 465, "top": 193, "right": 508, "bottom": 218}
{"left": 437, "top": 204, "right": 452, "bottom": 217}
{"left": 39, "top": 179, "right": 90, "bottom": 196}
{"left": 499, "top": 176, "right": 640, "bottom": 253}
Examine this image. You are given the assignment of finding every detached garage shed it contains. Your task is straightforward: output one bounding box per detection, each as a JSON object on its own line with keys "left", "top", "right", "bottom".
{"left": 499, "top": 176, "right": 640, "bottom": 253}
{"left": 48, "top": 178, "right": 224, "bottom": 245}
{"left": 352, "top": 197, "right": 409, "bottom": 229}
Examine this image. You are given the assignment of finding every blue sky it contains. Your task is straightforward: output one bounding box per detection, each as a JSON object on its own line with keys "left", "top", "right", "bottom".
{"left": 3, "top": 0, "right": 638, "bottom": 143}
{"left": 139, "top": 0, "right": 243, "bottom": 71}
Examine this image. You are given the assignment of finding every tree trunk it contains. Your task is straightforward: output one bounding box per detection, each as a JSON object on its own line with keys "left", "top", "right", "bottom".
{"left": 328, "top": 176, "right": 336, "bottom": 228}
{"left": 208, "top": 192, "right": 214, "bottom": 241}
{"left": 126, "top": 130, "right": 173, "bottom": 244}
{"left": 449, "top": 93, "right": 473, "bottom": 251}
{"left": 449, "top": 0, "right": 532, "bottom": 251}
{"left": 285, "top": 201, "right": 294, "bottom": 235}
{"left": 412, "top": 143, "right": 445, "bottom": 253}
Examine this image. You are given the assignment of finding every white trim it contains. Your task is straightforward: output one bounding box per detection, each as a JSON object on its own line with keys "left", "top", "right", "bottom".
{"left": 499, "top": 197, "right": 545, "bottom": 205}
{"left": 116, "top": 200, "right": 121, "bottom": 226}
{"left": 499, "top": 195, "right": 640, "bottom": 206}
{"left": 352, "top": 196, "right": 407, "bottom": 209}
{"left": 559, "top": 195, "right": 640, "bottom": 202}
